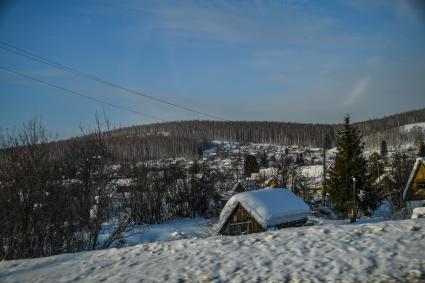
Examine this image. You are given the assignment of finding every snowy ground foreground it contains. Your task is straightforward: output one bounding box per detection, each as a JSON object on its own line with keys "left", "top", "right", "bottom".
{"left": 1, "top": 219, "right": 425, "bottom": 283}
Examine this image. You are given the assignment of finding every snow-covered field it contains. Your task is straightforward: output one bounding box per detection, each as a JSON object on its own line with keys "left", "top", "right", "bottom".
{"left": 98, "top": 218, "right": 212, "bottom": 248}
{"left": 401, "top": 122, "right": 425, "bottom": 132}
{"left": 1, "top": 219, "right": 425, "bottom": 282}
{"left": 126, "top": 218, "right": 211, "bottom": 245}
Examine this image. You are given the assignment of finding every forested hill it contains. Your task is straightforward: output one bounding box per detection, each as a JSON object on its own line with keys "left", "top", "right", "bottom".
{"left": 112, "top": 107, "right": 425, "bottom": 147}
{"left": 115, "top": 120, "right": 336, "bottom": 147}
{"left": 353, "top": 107, "right": 425, "bottom": 134}
{"left": 23, "top": 107, "right": 425, "bottom": 162}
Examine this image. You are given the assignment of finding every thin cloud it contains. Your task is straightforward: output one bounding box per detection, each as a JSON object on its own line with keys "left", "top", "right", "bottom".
{"left": 343, "top": 77, "right": 371, "bottom": 106}
{"left": 137, "top": 1, "right": 335, "bottom": 44}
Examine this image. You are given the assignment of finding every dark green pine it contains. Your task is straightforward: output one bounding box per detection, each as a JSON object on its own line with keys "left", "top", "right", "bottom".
{"left": 327, "top": 114, "right": 373, "bottom": 217}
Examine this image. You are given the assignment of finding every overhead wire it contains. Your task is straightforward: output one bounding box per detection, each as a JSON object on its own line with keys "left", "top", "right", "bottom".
{"left": 0, "top": 41, "right": 224, "bottom": 120}
{"left": 0, "top": 66, "right": 166, "bottom": 122}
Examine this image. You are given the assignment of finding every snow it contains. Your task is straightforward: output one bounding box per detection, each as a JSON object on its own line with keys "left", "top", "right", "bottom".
{"left": 258, "top": 167, "right": 278, "bottom": 177}
{"left": 300, "top": 165, "right": 323, "bottom": 188}
{"left": 327, "top": 147, "right": 338, "bottom": 156}
{"left": 372, "top": 172, "right": 396, "bottom": 186}
{"left": 219, "top": 188, "right": 310, "bottom": 230}
{"left": 139, "top": 218, "right": 211, "bottom": 244}
{"left": 373, "top": 201, "right": 394, "bottom": 220}
{"left": 401, "top": 122, "right": 425, "bottom": 132}
{"left": 112, "top": 178, "right": 134, "bottom": 187}
{"left": 300, "top": 165, "right": 323, "bottom": 178}
{"left": 1, "top": 219, "right": 425, "bottom": 282}
{"left": 411, "top": 207, "right": 425, "bottom": 219}
{"left": 99, "top": 218, "right": 211, "bottom": 248}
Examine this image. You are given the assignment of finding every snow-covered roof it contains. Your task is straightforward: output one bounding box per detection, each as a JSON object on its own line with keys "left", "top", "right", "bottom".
{"left": 239, "top": 179, "right": 257, "bottom": 191}
{"left": 372, "top": 172, "right": 396, "bottom": 186}
{"left": 300, "top": 165, "right": 323, "bottom": 189}
{"left": 403, "top": 158, "right": 425, "bottom": 200}
{"left": 232, "top": 181, "right": 246, "bottom": 192}
{"left": 300, "top": 165, "right": 323, "bottom": 178}
{"left": 258, "top": 167, "right": 278, "bottom": 177}
{"left": 219, "top": 188, "right": 309, "bottom": 230}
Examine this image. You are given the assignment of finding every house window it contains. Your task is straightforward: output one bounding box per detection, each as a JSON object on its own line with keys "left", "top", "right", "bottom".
{"left": 416, "top": 180, "right": 425, "bottom": 191}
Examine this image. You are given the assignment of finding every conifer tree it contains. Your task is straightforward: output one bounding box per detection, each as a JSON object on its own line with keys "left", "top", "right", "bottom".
{"left": 244, "top": 154, "right": 259, "bottom": 177}
{"left": 328, "top": 114, "right": 372, "bottom": 217}
{"left": 391, "top": 151, "right": 414, "bottom": 208}
{"left": 260, "top": 150, "right": 268, "bottom": 168}
{"left": 380, "top": 140, "right": 388, "bottom": 159}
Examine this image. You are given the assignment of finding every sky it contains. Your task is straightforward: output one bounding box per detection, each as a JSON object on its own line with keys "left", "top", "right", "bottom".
{"left": 1, "top": 0, "right": 425, "bottom": 137}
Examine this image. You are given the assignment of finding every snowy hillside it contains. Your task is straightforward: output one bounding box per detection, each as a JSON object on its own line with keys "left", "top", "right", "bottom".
{"left": 400, "top": 122, "right": 425, "bottom": 132}
{"left": 1, "top": 219, "right": 425, "bottom": 282}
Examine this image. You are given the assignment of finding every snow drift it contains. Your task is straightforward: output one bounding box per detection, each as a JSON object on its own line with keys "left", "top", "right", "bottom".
{"left": 1, "top": 219, "right": 424, "bottom": 282}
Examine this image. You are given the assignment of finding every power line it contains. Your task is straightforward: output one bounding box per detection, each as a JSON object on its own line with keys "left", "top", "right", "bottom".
{"left": 0, "top": 66, "right": 166, "bottom": 122}
{"left": 0, "top": 41, "right": 224, "bottom": 120}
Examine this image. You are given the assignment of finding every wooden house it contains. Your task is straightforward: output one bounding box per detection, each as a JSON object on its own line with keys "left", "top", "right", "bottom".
{"left": 218, "top": 188, "right": 309, "bottom": 235}
{"left": 264, "top": 177, "right": 279, "bottom": 188}
{"left": 372, "top": 172, "right": 396, "bottom": 199}
{"left": 232, "top": 181, "right": 247, "bottom": 193}
{"left": 219, "top": 180, "right": 253, "bottom": 208}
{"left": 403, "top": 158, "right": 425, "bottom": 212}
{"left": 373, "top": 172, "right": 396, "bottom": 187}
{"left": 300, "top": 165, "right": 324, "bottom": 198}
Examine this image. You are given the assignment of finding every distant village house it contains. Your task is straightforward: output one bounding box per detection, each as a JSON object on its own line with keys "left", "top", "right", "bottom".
{"left": 403, "top": 158, "right": 425, "bottom": 212}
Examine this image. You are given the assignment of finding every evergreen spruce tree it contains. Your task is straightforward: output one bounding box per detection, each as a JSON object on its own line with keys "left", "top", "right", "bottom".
{"left": 260, "top": 150, "right": 269, "bottom": 168}
{"left": 295, "top": 153, "right": 304, "bottom": 165}
{"left": 328, "top": 114, "right": 372, "bottom": 217}
{"left": 380, "top": 140, "right": 388, "bottom": 159}
{"left": 391, "top": 151, "right": 414, "bottom": 209}
{"left": 244, "top": 154, "right": 259, "bottom": 177}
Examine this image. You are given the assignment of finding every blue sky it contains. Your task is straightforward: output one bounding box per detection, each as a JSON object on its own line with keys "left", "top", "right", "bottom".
{"left": 1, "top": 0, "right": 425, "bottom": 137}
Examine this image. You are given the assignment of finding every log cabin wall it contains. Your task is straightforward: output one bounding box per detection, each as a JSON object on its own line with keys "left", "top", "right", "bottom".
{"left": 410, "top": 163, "right": 425, "bottom": 200}
{"left": 221, "top": 204, "right": 264, "bottom": 235}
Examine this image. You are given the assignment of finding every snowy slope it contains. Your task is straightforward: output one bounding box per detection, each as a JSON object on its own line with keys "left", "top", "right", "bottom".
{"left": 99, "top": 218, "right": 211, "bottom": 248}
{"left": 1, "top": 219, "right": 425, "bottom": 282}
{"left": 401, "top": 122, "right": 425, "bottom": 132}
